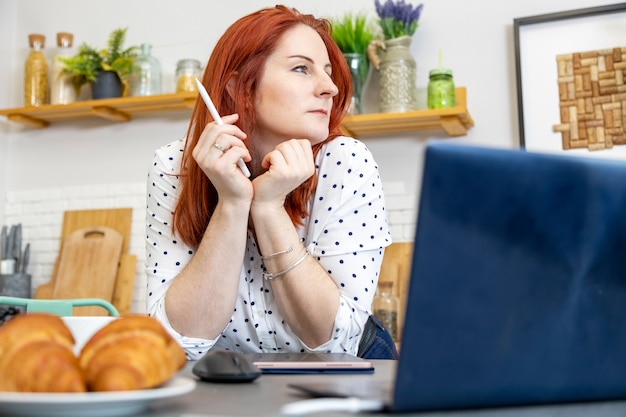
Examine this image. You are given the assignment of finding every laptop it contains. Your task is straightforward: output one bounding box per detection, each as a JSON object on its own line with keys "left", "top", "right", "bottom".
{"left": 290, "top": 142, "right": 626, "bottom": 412}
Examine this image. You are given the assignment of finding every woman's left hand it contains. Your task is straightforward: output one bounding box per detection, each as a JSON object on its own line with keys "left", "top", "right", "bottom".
{"left": 252, "top": 139, "right": 315, "bottom": 206}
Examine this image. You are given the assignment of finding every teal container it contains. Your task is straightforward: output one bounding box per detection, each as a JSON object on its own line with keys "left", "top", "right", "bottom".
{"left": 427, "top": 68, "right": 456, "bottom": 109}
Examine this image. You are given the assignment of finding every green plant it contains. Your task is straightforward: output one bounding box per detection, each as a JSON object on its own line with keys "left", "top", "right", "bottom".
{"left": 330, "top": 12, "right": 380, "bottom": 55}
{"left": 60, "top": 28, "right": 138, "bottom": 92}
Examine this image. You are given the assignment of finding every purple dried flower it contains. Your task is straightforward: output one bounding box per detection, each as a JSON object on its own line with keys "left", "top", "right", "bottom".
{"left": 374, "top": 0, "right": 424, "bottom": 39}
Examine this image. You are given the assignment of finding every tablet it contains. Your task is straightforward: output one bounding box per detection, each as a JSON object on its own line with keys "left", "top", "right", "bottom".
{"left": 241, "top": 352, "right": 375, "bottom": 374}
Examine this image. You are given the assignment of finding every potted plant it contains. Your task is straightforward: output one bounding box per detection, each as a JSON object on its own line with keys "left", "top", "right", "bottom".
{"left": 367, "top": 0, "right": 424, "bottom": 113}
{"left": 331, "top": 12, "right": 379, "bottom": 56}
{"left": 60, "top": 28, "right": 138, "bottom": 99}
{"left": 330, "top": 12, "right": 380, "bottom": 114}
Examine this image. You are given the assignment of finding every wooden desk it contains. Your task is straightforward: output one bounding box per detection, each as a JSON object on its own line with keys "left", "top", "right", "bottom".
{"left": 136, "top": 360, "right": 626, "bottom": 417}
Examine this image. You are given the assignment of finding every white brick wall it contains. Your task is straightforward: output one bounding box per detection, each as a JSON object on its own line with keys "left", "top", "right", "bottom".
{"left": 3, "top": 181, "right": 416, "bottom": 313}
{"left": 4, "top": 183, "right": 148, "bottom": 313}
{"left": 384, "top": 181, "right": 418, "bottom": 243}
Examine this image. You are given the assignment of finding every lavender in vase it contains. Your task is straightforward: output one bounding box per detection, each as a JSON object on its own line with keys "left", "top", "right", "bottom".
{"left": 374, "top": 0, "right": 424, "bottom": 40}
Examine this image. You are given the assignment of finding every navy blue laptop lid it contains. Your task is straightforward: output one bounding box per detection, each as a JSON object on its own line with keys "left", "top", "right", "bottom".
{"left": 394, "top": 142, "right": 626, "bottom": 411}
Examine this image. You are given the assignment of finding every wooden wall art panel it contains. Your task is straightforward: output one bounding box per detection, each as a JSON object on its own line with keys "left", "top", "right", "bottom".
{"left": 553, "top": 46, "right": 626, "bottom": 151}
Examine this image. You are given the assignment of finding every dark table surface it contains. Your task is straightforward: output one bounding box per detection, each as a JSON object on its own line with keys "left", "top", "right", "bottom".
{"left": 140, "top": 360, "right": 626, "bottom": 417}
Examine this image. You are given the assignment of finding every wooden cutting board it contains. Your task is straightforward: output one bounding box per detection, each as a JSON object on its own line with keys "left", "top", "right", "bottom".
{"left": 36, "top": 208, "right": 136, "bottom": 315}
{"left": 60, "top": 208, "right": 132, "bottom": 254}
{"left": 51, "top": 226, "right": 124, "bottom": 316}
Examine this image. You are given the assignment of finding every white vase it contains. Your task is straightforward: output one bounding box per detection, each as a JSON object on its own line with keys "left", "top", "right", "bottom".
{"left": 368, "top": 36, "right": 418, "bottom": 113}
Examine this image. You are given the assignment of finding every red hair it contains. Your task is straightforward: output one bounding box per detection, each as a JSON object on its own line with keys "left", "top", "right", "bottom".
{"left": 173, "top": 5, "right": 353, "bottom": 246}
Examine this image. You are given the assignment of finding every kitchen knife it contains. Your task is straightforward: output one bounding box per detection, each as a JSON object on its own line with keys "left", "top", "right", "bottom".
{"left": 13, "top": 224, "right": 22, "bottom": 266}
{"left": 0, "top": 225, "right": 7, "bottom": 260}
{"left": 6, "top": 225, "right": 15, "bottom": 261}
{"left": 21, "top": 243, "right": 30, "bottom": 274}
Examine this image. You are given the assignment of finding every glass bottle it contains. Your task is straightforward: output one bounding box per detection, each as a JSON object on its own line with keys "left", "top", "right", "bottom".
{"left": 427, "top": 68, "right": 456, "bottom": 109}
{"left": 130, "top": 43, "right": 162, "bottom": 96}
{"left": 175, "top": 59, "right": 202, "bottom": 93}
{"left": 50, "top": 32, "right": 77, "bottom": 105}
{"left": 373, "top": 281, "right": 400, "bottom": 342}
{"left": 24, "top": 34, "right": 48, "bottom": 107}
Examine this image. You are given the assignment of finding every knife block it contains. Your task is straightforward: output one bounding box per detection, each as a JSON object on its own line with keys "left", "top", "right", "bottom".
{"left": 0, "top": 273, "right": 32, "bottom": 299}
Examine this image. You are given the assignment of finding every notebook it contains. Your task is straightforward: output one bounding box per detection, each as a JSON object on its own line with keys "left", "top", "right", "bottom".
{"left": 290, "top": 142, "right": 626, "bottom": 412}
{"left": 242, "top": 352, "right": 374, "bottom": 374}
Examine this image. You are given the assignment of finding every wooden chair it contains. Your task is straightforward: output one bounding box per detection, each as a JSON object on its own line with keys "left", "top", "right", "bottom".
{"left": 378, "top": 242, "right": 413, "bottom": 343}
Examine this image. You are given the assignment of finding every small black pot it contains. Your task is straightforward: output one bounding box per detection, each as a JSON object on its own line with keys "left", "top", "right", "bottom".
{"left": 91, "top": 71, "right": 123, "bottom": 99}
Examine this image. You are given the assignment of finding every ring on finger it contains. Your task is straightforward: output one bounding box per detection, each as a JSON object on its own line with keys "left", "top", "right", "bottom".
{"left": 213, "top": 143, "right": 225, "bottom": 152}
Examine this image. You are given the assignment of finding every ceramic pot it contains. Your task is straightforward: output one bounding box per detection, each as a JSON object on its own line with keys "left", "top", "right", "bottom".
{"left": 91, "top": 70, "right": 123, "bottom": 99}
{"left": 368, "top": 36, "right": 418, "bottom": 113}
{"left": 343, "top": 52, "right": 369, "bottom": 115}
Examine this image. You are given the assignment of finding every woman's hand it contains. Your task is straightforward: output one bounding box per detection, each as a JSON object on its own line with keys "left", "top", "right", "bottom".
{"left": 192, "top": 114, "right": 253, "bottom": 201}
{"left": 252, "top": 139, "right": 315, "bottom": 208}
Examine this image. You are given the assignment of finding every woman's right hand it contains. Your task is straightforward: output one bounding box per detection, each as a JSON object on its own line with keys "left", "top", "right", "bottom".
{"left": 192, "top": 114, "right": 253, "bottom": 201}
{"left": 251, "top": 138, "right": 315, "bottom": 209}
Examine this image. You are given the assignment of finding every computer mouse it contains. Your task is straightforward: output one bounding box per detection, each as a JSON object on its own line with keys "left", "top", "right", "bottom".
{"left": 192, "top": 350, "right": 262, "bottom": 383}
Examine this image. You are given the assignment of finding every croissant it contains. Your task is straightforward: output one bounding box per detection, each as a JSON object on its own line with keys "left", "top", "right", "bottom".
{"left": 0, "top": 313, "right": 86, "bottom": 392}
{"left": 79, "top": 314, "right": 186, "bottom": 391}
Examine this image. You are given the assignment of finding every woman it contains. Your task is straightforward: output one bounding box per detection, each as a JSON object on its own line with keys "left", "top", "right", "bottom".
{"left": 146, "top": 5, "right": 393, "bottom": 360}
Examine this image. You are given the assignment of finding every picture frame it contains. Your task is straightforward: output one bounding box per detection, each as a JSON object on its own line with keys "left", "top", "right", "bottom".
{"left": 513, "top": 3, "right": 626, "bottom": 159}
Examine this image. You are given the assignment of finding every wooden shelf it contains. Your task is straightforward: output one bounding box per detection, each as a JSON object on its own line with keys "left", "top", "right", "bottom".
{"left": 341, "top": 87, "right": 473, "bottom": 137}
{"left": 0, "top": 87, "right": 473, "bottom": 137}
{"left": 0, "top": 92, "right": 198, "bottom": 128}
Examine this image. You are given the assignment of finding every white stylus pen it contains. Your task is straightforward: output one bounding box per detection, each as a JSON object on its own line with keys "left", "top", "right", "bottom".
{"left": 194, "top": 78, "right": 251, "bottom": 177}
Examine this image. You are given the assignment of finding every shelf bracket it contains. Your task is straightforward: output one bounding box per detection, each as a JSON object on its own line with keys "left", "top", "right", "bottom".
{"left": 91, "top": 106, "right": 131, "bottom": 122}
{"left": 7, "top": 113, "right": 49, "bottom": 128}
{"left": 183, "top": 98, "right": 197, "bottom": 109}
{"left": 440, "top": 116, "right": 468, "bottom": 137}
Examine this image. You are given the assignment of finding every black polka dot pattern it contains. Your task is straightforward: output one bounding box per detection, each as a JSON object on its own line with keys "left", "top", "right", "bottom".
{"left": 145, "top": 137, "right": 391, "bottom": 360}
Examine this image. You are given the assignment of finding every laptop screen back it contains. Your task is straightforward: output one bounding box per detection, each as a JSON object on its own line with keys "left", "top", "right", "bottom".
{"left": 393, "top": 143, "right": 626, "bottom": 411}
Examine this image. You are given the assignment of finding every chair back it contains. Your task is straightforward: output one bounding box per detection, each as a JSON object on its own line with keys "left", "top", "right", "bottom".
{"left": 0, "top": 296, "right": 120, "bottom": 316}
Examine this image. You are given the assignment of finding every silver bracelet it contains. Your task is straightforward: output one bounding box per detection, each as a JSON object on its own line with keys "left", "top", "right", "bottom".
{"left": 263, "top": 250, "right": 309, "bottom": 280}
{"left": 260, "top": 246, "right": 293, "bottom": 259}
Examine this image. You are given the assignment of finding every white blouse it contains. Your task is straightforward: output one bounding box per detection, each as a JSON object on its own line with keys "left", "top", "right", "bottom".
{"left": 146, "top": 136, "right": 391, "bottom": 360}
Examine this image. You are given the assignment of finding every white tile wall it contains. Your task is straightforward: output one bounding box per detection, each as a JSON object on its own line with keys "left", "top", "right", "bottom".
{"left": 4, "top": 183, "right": 148, "bottom": 313}
{"left": 3, "top": 181, "right": 416, "bottom": 313}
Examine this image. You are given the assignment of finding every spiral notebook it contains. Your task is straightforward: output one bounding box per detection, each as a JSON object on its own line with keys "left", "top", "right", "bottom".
{"left": 290, "top": 142, "right": 626, "bottom": 412}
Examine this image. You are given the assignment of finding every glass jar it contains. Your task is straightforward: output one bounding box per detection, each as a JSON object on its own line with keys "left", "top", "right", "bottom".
{"left": 427, "top": 68, "right": 456, "bottom": 109}
{"left": 50, "top": 32, "right": 77, "bottom": 105}
{"left": 130, "top": 43, "right": 162, "bottom": 96}
{"left": 175, "top": 59, "right": 202, "bottom": 93}
{"left": 24, "top": 34, "right": 48, "bottom": 107}
{"left": 373, "top": 281, "right": 400, "bottom": 342}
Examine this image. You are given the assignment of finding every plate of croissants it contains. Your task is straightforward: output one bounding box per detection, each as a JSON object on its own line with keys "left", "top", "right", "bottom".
{"left": 0, "top": 313, "right": 196, "bottom": 417}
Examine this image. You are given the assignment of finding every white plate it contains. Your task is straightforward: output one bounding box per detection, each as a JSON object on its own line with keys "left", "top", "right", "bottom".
{"left": 61, "top": 316, "right": 118, "bottom": 354}
{"left": 0, "top": 376, "right": 196, "bottom": 417}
